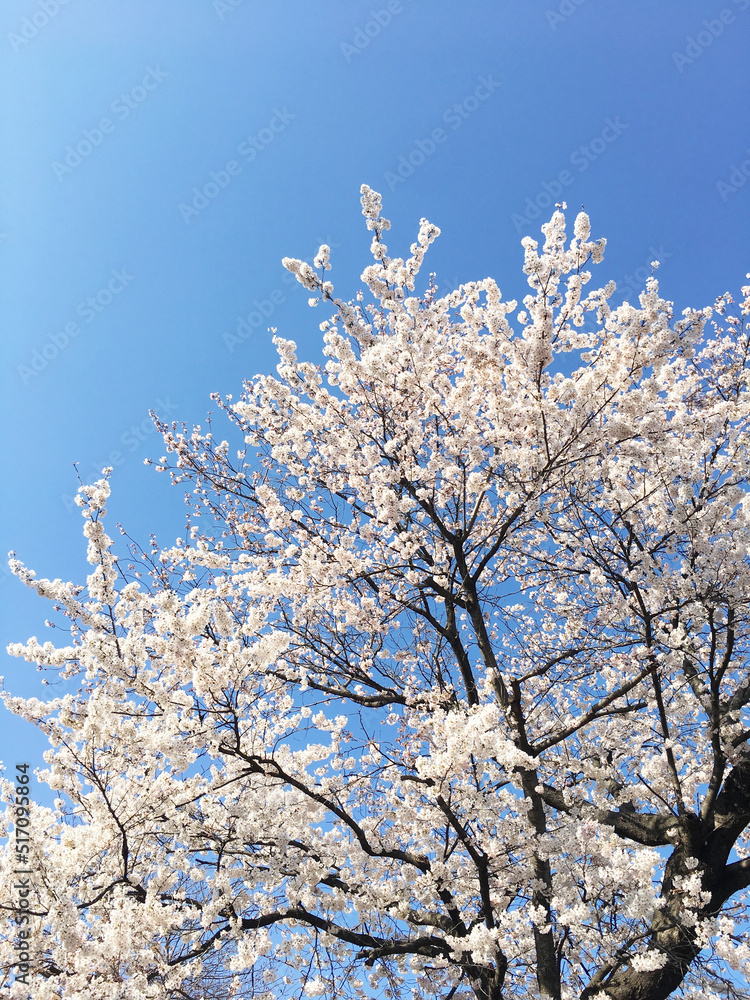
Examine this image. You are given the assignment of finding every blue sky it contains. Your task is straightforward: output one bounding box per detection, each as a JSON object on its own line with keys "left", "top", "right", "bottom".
{"left": 1, "top": 0, "right": 749, "bottom": 788}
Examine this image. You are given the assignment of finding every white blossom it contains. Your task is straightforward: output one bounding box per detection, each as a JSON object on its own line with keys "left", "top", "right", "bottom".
{"left": 3, "top": 192, "right": 750, "bottom": 1000}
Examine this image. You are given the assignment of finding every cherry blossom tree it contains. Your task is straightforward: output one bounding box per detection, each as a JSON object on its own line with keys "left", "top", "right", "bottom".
{"left": 3, "top": 187, "right": 750, "bottom": 1000}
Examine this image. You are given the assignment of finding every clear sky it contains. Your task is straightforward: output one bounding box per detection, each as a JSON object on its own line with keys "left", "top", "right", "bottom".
{"left": 1, "top": 0, "right": 749, "bottom": 789}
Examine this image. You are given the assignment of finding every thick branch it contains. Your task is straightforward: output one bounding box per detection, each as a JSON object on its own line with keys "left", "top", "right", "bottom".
{"left": 540, "top": 784, "right": 673, "bottom": 846}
